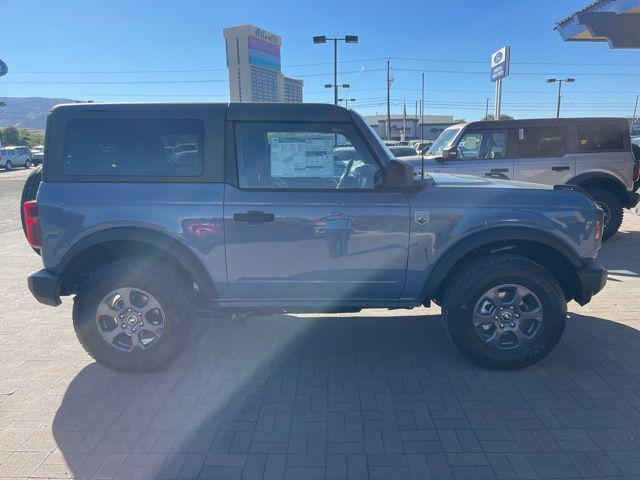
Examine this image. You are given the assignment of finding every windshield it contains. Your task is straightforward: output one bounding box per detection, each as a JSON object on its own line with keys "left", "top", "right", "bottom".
{"left": 427, "top": 126, "right": 462, "bottom": 156}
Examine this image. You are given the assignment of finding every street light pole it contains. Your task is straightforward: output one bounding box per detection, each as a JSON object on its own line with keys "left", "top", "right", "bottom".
{"left": 547, "top": 78, "right": 575, "bottom": 118}
{"left": 313, "top": 35, "right": 358, "bottom": 106}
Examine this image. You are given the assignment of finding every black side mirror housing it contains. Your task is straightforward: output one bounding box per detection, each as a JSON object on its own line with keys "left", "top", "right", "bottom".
{"left": 384, "top": 159, "right": 428, "bottom": 191}
{"left": 439, "top": 147, "right": 458, "bottom": 161}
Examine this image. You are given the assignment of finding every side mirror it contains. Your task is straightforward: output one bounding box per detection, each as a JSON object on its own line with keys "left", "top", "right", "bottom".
{"left": 438, "top": 147, "right": 458, "bottom": 162}
{"left": 384, "top": 159, "right": 428, "bottom": 191}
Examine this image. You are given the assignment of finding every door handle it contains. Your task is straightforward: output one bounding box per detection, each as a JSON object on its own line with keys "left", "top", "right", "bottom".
{"left": 489, "top": 168, "right": 509, "bottom": 173}
{"left": 233, "top": 210, "right": 275, "bottom": 223}
{"left": 552, "top": 165, "right": 570, "bottom": 172}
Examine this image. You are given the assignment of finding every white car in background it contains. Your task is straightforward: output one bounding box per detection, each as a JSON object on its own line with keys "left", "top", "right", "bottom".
{"left": 1, "top": 146, "right": 32, "bottom": 170}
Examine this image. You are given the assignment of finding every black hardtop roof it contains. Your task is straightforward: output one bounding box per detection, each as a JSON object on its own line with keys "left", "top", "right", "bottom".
{"left": 50, "top": 102, "right": 353, "bottom": 122}
{"left": 459, "top": 117, "right": 629, "bottom": 130}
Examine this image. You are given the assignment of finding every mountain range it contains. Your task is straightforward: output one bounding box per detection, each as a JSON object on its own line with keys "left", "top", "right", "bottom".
{"left": 0, "top": 97, "right": 76, "bottom": 130}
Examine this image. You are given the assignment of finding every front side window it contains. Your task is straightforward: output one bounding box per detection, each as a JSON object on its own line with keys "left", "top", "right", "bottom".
{"left": 63, "top": 118, "right": 204, "bottom": 177}
{"left": 517, "top": 126, "right": 566, "bottom": 158}
{"left": 455, "top": 129, "right": 509, "bottom": 160}
{"left": 577, "top": 124, "right": 624, "bottom": 152}
{"left": 235, "top": 123, "right": 381, "bottom": 190}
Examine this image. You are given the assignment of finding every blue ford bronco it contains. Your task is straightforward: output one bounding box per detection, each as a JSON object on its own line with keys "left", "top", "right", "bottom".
{"left": 24, "top": 103, "right": 606, "bottom": 372}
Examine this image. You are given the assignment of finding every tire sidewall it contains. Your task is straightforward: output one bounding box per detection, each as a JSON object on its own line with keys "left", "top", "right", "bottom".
{"left": 587, "top": 187, "right": 622, "bottom": 241}
{"left": 73, "top": 262, "right": 190, "bottom": 372}
{"left": 445, "top": 261, "right": 566, "bottom": 369}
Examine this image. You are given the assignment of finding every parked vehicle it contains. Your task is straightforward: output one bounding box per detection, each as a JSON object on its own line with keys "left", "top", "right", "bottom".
{"left": 388, "top": 145, "right": 418, "bottom": 158}
{"left": 409, "top": 118, "right": 639, "bottom": 240}
{"left": 30, "top": 146, "right": 44, "bottom": 166}
{"left": 25, "top": 103, "right": 606, "bottom": 372}
{"left": 1, "top": 146, "right": 32, "bottom": 170}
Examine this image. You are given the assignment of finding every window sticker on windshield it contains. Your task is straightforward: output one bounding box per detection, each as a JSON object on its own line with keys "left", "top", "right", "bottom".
{"left": 270, "top": 134, "right": 335, "bottom": 177}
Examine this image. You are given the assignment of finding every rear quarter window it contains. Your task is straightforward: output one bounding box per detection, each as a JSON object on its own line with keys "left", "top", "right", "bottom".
{"left": 577, "top": 124, "right": 625, "bottom": 152}
{"left": 63, "top": 118, "right": 204, "bottom": 177}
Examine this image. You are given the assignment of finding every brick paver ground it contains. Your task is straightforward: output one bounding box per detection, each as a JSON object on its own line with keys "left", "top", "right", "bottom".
{"left": 1, "top": 204, "right": 640, "bottom": 479}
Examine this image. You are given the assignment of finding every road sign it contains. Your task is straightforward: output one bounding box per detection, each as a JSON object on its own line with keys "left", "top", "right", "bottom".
{"left": 0, "top": 59, "right": 7, "bottom": 77}
{"left": 490, "top": 46, "right": 509, "bottom": 82}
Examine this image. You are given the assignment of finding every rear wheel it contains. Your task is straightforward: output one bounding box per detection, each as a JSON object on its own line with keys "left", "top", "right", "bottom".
{"left": 585, "top": 187, "right": 622, "bottom": 241}
{"left": 24, "top": 159, "right": 32, "bottom": 168}
{"left": 442, "top": 254, "right": 567, "bottom": 369}
{"left": 73, "top": 261, "right": 192, "bottom": 372}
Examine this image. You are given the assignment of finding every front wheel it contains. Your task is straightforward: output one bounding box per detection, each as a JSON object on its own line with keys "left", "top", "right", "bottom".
{"left": 4, "top": 160, "right": 12, "bottom": 171}
{"left": 73, "top": 261, "right": 193, "bottom": 372}
{"left": 442, "top": 254, "right": 567, "bottom": 369}
{"left": 585, "top": 187, "right": 622, "bottom": 241}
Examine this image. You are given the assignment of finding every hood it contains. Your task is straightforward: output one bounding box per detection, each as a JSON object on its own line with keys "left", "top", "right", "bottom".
{"left": 427, "top": 172, "right": 552, "bottom": 190}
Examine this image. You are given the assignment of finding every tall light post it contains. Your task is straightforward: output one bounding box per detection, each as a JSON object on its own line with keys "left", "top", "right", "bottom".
{"left": 546, "top": 78, "right": 575, "bottom": 118}
{"left": 339, "top": 98, "right": 356, "bottom": 108}
{"left": 313, "top": 35, "right": 358, "bottom": 105}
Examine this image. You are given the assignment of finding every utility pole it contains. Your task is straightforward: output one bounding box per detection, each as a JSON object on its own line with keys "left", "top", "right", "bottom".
{"left": 333, "top": 38, "right": 338, "bottom": 105}
{"left": 386, "top": 59, "right": 391, "bottom": 140}
{"left": 633, "top": 95, "right": 639, "bottom": 131}
{"left": 485, "top": 98, "right": 489, "bottom": 119}
{"left": 420, "top": 73, "right": 425, "bottom": 142}
{"left": 402, "top": 99, "right": 407, "bottom": 142}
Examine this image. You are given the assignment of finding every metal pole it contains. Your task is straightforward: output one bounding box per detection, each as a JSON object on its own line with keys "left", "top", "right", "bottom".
{"left": 495, "top": 78, "right": 502, "bottom": 120}
{"left": 333, "top": 38, "right": 338, "bottom": 106}
{"left": 386, "top": 59, "right": 391, "bottom": 140}
{"left": 421, "top": 73, "right": 425, "bottom": 140}
{"left": 485, "top": 98, "right": 489, "bottom": 119}
{"left": 556, "top": 80, "right": 562, "bottom": 118}
{"left": 633, "top": 95, "right": 639, "bottom": 129}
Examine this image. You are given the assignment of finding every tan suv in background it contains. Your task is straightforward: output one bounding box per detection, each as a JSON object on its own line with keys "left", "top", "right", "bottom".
{"left": 415, "top": 118, "right": 639, "bottom": 240}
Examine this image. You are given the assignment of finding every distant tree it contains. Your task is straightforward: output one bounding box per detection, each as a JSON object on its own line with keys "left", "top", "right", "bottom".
{"left": 482, "top": 113, "right": 514, "bottom": 121}
{"left": 0, "top": 126, "right": 44, "bottom": 147}
{"left": 453, "top": 118, "right": 467, "bottom": 124}
{"left": 0, "top": 126, "right": 21, "bottom": 145}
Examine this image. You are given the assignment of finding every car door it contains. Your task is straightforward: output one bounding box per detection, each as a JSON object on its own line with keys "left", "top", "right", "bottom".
{"left": 513, "top": 124, "right": 575, "bottom": 185}
{"left": 443, "top": 128, "right": 515, "bottom": 179}
{"left": 223, "top": 120, "right": 411, "bottom": 302}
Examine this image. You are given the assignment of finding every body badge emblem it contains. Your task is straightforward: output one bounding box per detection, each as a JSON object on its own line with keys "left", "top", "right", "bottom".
{"left": 415, "top": 212, "right": 430, "bottom": 225}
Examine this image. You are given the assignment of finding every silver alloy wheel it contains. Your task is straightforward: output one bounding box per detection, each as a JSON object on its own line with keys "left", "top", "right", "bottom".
{"left": 472, "top": 284, "right": 543, "bottom": 350}
{"left": 595, "top": 201, "right": 611, "bottom": 227}
{"left": 95, "top": 287, "right": 166, "bottom": 352}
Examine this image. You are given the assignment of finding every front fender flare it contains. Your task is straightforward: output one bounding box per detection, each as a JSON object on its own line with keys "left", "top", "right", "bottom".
{"left": 420, "top": 226, "right": 582, "bottom": 300}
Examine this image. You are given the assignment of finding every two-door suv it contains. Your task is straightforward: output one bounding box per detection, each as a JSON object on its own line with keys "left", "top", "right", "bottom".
{"left": 25, "top": 103, "right": 607, "bottom": 372}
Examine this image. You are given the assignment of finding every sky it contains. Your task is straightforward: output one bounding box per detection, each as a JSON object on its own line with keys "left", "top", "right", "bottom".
{"left": 3, "top": 0, "right": 640, "bottom": 121}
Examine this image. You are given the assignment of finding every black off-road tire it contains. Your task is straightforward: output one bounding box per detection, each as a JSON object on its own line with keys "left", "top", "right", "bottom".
{"left": 585, "top": 187, "right": 622, "bottom": 241}
{"left": 442, "top": 254, "right": 567, "bottom": 370}
{"left": 20, "top": 165, "right": 43, "bottom": 254}
{"left": 73, "top": 261, "right": 193, "bottom": 373}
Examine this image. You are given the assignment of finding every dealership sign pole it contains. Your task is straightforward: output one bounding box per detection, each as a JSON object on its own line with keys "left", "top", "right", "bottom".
{"left": 490, "top": 46, "right": 509, "bottom": 120}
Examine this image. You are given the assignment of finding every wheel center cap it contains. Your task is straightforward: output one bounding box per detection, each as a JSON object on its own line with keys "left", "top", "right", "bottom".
{"left": 126, "top": 314, "right": 139, "bottom": 326}
{"left": 500, "top": 311, "right": 513, "bottom": 322}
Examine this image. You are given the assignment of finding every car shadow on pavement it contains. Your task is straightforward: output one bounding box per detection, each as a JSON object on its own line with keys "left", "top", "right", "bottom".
{"left": 599, "top": 228, "right": 640, "bottom": 277}
{"left": 51, "top": 310, "right": 640, "bottom": 479}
